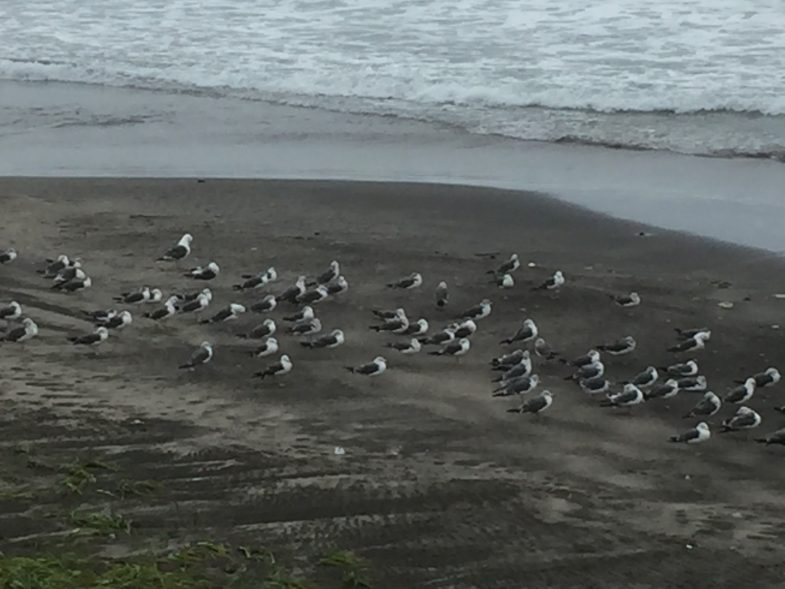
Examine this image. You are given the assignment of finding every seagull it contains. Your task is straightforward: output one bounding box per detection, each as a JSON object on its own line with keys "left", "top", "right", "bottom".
{"left": 249, "top": 294, "right": 277, "bottom": 313}
{"left": 85, "top": 309, "right": 117, "bottom": 323}
{"left": 52, "top": 275, "right": 92, "bottom": 293}
{"left": 493, "top": 350, "right": 533, "bottom": 374}
{"left": 301, "top": 329, "right": 345, "bottom": 349}
{"left": 533, "top": 271, "right": 564, "bottom": 291}
{"left": 720, "top": 406, "right": 761, "bottom": 433}
{"left": 600, "top": 384, "right": 644, "bottom": 408}
{"left": 387, "top": 272, "right": 422, "bottom": 289}
{"left": 401, "top": 319, "right": 429, "bottom": 336}
{"left": 661, "top": 360, "right": 699, "bottom": 377}
{"left": 238, "top": 318, "right": 277, "bottom": 339}
{"left": 144, "top": 296, "right": 179, "bottom": 321}
{"left": 3, "top": 318, "right": 38, "bottom": 343}
{"left": 158, "top": 233, "right": 193, "bottom": 261}
{"left": 184, "top": 262, "right": 220, "bottom": 280}
{"left": 199, "top": 303, "right": 247, "bottom": 324}
{"left": 419, "top": 327, "right": 455, "bottom": 346}
{"left": 579, "top": 376, "right": 610, "bottom": 395}
{"left": 233, "top": 267, "right": 277, "bottom": 291}
{"left": 668, "top": 331, "right": 710, "bottom": 353}
{"left": 677, "top": 375, "right": 707, "bottom": 392}
{"left": 114, "top": 286, "right": 151, "bottom": 305}
{"left": 290, "top": 317, "right": 322, "bottom": 336}
{"left": 627, "top": 366, "right": 658, "bottom": 389}
{"left": 254, "top": 354, "right": 293, "bottom": 379}
{"left": 370, "top": 316, "right": 409, "bottom": 333}
{"left": 277, "top": 276, "right": 307, "bottom": 303}
{"left": 735, "top": 367, "right": 780, "bottom": 388}
{"left": 0, "top": 248, "right": 17, "bottom": 264}
{"left": 386, "top": 338, "right": 422, "bottom": 354}
{"left": 297, "top": 285, "right": 330, "bottom": 305}
{"left": 492, "top": 374, "right": 540, "bottom": 397}
{"left": 372, "top": 307, "right": 408, "bottom": 322}
{"left": 500, "top": 319, "right": 538, "bottom": 345}
{"left": 644, "top": 379, "right": 679, "bottom": 401}
{"left": 670, "top": 422, "right": 710, "bottom": 444}
{"left": 724, "top": 378, "right": 756, "bottom": 404}
{"left": 435, "top": 281, "right": 449, "bottom": 308}
{"left": 612, "top": 292, "right": 640, "bottom": 307}
{"left": 0, "top": 301, "right": 22, "bottom": 321}
{"left": 39, "top": 254, "right": 71, "bottom": 277}
{"left": 179, "top": 292, "right": 211, "bottom": 315}
{"left": 69, "top": 326, "right": 109, "bottom": 347}
{"left": 683, "top": 391, "right": 721, "bottom": 418}
{"left": 53, "top": 263, "right": 85, "bottom": 285}
{"left": 429, "top": 337, "right": 471, "bottom": 357}
{"left": 458, "top": 299, "right": 491, "bottom": 321}
{"left": 312, "top": 260, "right": 340, "bottom": 285}
{"left": 102, "top": 310, "right": 133, "bottom": 330}
{"left": 565, "top": 361, "right": 604, "bottom": 381}
{"left": 755, "top": 428, "right": 785, "bottom": 446}
{"left": 178, "top": 341, "right": 213, "bottom": 370}
{"left": 346, "top": 356, "right": 387, "bottom": 376}
{"left": 325, "top": 276, "right": 349, "bottom": 296}
{"left": 249, "top": 337, "right": 279, "bottom": 358}
{"left": 495, "top": 361, "right": 532, "bottom": 383}
{"left": 148, "top": 289, "right": 163, "bottom": 303}
{"left": 283, "top": 306, "right": 314, "bottom": 323}
{"left": 177, "top": 288, "right": 212, "bottom": 304}
{"left": 491, "top": 348, "right": 527, "bottom": 369}
{"left": 451, "top": 319, "right": 477, "bottom": 339}
{"left": 597, "top": 335, "right": 636, "bottom": 356}
{"left": 488, "top": 253, "right": 519, "bottom": 276}
{"left": 562, "top": 349, "right": 601, "bottom": 368}
{"left": 534, "top": 337, "right": 558, "bottom": 360}
{"left": 674, "top": 327, "right": 711, "bottom": 339}
{"left": 507, "top": 390, "right": 554, "bottom": 415}
{"left": 491, "top": 274, "right": 514, "bottom": 289}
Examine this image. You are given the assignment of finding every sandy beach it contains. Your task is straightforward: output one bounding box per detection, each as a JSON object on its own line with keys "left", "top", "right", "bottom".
{"left": 2, "top": 177, "right": 785, "bottom": 587}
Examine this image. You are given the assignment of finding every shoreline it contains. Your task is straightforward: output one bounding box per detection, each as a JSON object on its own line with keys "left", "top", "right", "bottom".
{"left": 2, "top": 79, "right": 785, "bottom": 252}
{"left": 2, "top": 177, "right": 785, "bottom": 587}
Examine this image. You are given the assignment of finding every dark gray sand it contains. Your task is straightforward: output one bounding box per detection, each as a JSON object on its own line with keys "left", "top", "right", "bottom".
{"left": 1, "top": 178, "right": 785, "bottom": 587}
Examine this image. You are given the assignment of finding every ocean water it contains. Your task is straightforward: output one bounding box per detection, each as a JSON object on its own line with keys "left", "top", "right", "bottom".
{"left": 1, "top": 0, "right": 785, "bottom": 160}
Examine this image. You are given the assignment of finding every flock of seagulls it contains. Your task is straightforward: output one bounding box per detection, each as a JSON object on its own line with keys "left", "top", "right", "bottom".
{"left": 2, "top": 237, "right": 785, "bottom": 450}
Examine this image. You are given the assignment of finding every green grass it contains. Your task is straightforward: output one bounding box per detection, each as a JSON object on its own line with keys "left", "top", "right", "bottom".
{"left": 320, "top": 550, "right": 372, "bottom": 588}
{"left": 0, "top": 555, "right": 209, "bottom": 589}
{"left": 67, "top": 509, "right": 132, "bottom": 536}
{"left": 60, "top": 460, "right": 118, "bottom": 496}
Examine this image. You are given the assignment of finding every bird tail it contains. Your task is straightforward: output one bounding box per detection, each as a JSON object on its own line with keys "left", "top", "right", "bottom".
{"left": 177, "top": 363, "right": 192, "bottom": 370}
{"left": 499, "top": 338, "right": 511, "bottom": 345}
{"left": 563, "top": 374, "right": 575, "bottom": 381}
{"left": 491, "top": 390, "right": 508, "bottom": 397}
{"left": 236, "top": 334, "right": 248, "bottom": 339}
{"left": 719, "top": 425, "right": 732, "bottom": 433}
{"left": 599, "top": 399, "right": 614, "bottom": 407}
{"left": 143, "top": 312, "right": 152, "bottom": 319}
{"left": 156, "top": 255, "right": 171, "bottom": 262}
{"left": 369, "top": 325, "right": 382, "bottom": 332}
{"left": 775, "top": 406, "right": 785, "bottom": 414}
{"left": 344, "top": 366, "right": 356, "bottom": 373}
{"left": 428, "top": 351, "right": 442, "bottom": 356}
{"left": 300, "top": 341, "right": 313, "bottom": 348}
{"left": 198, "top": 319, "right": 210, "bottom": 325}
{"left": 733, "top": 379, "right": 746, "bottom": 384}
{"left": 110, "top": 297, "right": 122, "bottom": 303}
{"left": 232, "top": 284, "right": 243, "bottom": 291}
{"left": 754, "top": 438, "right": 768, "bottom": 444}
{"left": 668, "top": 435, "right": 680, "bottom": 443}
{"left": 241, "top": 273, "right": 254, "bottom": 279}
{"left": 506, "top": 407, "right": 522, "bottom": 413}
{"left": 437, "top": 300, "right": 446, "bottom": 308}
{"left": 681, "top": 412, "right": 694, "bottom": 419}
{"left": 67, "top": 337, "right": 78, "bottom": 344}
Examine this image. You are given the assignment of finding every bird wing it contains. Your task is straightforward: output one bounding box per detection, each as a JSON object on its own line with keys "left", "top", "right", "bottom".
{"left": 190, "top": 347, "right": 210, "bottom": 365}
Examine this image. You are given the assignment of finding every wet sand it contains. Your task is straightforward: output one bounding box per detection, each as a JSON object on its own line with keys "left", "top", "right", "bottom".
{"left": 1, "top": 178, "right": 785, "bottom": 587}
